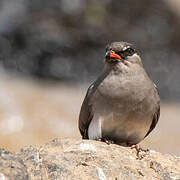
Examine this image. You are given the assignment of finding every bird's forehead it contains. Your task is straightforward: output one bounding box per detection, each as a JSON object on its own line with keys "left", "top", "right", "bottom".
{"left": 106, "top": 42, "right": 133, "bottom": 51}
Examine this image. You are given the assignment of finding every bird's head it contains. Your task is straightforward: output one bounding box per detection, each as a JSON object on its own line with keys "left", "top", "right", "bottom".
{"left": 105, "top": 42, "right": 142, "bottom": 65}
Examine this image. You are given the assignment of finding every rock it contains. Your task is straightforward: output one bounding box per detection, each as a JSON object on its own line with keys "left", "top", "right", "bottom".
{"left": 0, "top": 148, "right": 28, "bottom": 180}
{"left": 0, "top": 138, "right": 180, "bottom": 179}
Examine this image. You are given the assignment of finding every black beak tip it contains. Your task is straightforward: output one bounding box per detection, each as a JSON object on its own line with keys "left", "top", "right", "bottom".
{"left": 105, "top": 50, "right": 111, "bottom": 59}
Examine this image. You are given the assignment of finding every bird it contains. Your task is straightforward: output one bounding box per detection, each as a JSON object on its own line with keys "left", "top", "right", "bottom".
{"left": 78, "top": 41, "right": 160, "bottom": 148}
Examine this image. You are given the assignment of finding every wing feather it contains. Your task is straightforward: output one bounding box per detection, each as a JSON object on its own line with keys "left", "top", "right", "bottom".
{"left": 144, "top": 84, "right": 160, "bottom": 138}
{"left": 78, "top": 84, "right": 95, "bottom": 139}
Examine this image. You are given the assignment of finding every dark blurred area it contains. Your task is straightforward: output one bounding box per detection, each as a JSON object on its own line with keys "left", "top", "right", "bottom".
{"left": 0, "top": 0, "right": 179, "bottom": 101}
{"left": 0, "top": 0, "right": 180, "bottom": 154}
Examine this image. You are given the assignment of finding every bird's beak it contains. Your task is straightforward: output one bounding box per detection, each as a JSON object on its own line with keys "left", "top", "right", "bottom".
{"left": 105, "top": 50, "right": 122, "bottom": 62}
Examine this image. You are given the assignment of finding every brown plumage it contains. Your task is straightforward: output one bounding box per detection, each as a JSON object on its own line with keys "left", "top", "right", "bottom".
{"left": 79, "top": 42, "right": 160, "bottom": 146}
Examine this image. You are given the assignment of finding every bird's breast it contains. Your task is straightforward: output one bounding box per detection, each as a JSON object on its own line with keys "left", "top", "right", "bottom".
{"left": 97, "top": 69, "right": 151, "bottom": 104}
{"left": 91, "top": 68, "right": 156, "bottom": 144}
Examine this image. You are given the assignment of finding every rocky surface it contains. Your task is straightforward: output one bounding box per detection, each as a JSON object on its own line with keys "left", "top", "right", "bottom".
{"left": 0, "top": 138, "right": 180, "bottom": 180}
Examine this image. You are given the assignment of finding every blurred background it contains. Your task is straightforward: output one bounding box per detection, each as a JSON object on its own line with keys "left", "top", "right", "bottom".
{"left": 0, "top": 0, "right": 179, "bottom": 155}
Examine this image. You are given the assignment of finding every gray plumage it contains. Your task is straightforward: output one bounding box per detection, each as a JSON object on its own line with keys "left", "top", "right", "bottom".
{"left": 79, "top": 42, "right": 160, "bottom": 146}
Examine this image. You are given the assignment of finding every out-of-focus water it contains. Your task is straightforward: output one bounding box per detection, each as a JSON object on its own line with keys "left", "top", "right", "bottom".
{"left": 0, "top": 72, "right": 179, "bottom": 155}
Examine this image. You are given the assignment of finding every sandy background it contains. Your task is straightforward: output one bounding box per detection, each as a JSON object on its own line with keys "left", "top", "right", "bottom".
{"left": 0, "top": 72, "right": 179, "bottom": 156}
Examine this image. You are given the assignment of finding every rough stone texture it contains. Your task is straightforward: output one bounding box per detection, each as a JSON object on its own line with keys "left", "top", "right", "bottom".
{"left": 0, "top": 138, "right": 180, "bottom": 179}
{"left": 0, "top": 148, "right": 28, "bottom": 180}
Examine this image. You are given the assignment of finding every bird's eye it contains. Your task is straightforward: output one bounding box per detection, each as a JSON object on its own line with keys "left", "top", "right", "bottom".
{"left": 124, "top": 48, "right": 135, "bottom": 56}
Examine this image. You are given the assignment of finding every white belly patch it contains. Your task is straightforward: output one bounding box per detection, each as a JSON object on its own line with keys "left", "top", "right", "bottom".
{"left": 88, "top": 117, "right": 102, "bottom": 140}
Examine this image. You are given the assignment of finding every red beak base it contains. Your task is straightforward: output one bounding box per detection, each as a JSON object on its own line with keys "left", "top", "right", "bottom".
{"left": 105, "top": 50, "right": 122, "bottom": 62}
{"left": 109, "top": 51, "right": 122, "bottom": 60}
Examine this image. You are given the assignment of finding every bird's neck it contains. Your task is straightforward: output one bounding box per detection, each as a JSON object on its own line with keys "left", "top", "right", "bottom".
{"left": 104, "top": 62, "right": 127, "bottom": 74}
{"left": 104, "top": 61, "right": 143, "bottom": 74}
